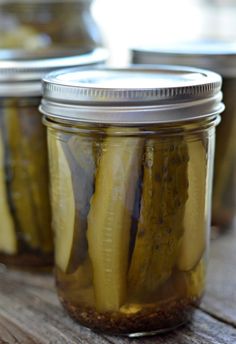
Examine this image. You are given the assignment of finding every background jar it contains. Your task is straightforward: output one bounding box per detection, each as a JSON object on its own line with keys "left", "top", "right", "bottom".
{"left": 0, "top": 49, "right": 107, "bottom": 269}
{"left": 41, "top": 67, "right": 223, "bottom": 336}
{"left": 0, "top": 0, "right": 102, "bottom": 53}
{"left": 132, "top": 42, "right": 236, "bottom": 231}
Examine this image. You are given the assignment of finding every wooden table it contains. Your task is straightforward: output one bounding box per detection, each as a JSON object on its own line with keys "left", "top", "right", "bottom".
{"left": 0, "top": 224, "right": 236, "bottom": 344}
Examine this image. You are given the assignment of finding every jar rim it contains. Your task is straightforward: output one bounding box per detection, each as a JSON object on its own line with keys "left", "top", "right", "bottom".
{"left": 132, "top": 41, "right": 236, "bottom": 77}
{"left": 0, "top": 48, "right": 108, "bottom": 97}
{"left": 40, "top": 66, "right": 224, "bottom": 125}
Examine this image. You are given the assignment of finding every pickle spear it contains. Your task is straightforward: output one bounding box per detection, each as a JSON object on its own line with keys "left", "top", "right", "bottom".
{"left": 184, "top": 261, "right": 206, "bottom": 298}
{"left": 0, "top": 129, "right": 17, "bottom": 254}
{"left": 87, "top": 129, "right": 143, "bottom": 312}
{"left": 48, "top": 131, "right": 75, "bottom": 273}
{"left": 177, "top": 139, "right": 207, "bottom": 271}
{"left": 48, "top": 132, "right": 96, "bottom": 273}
{"left": 128, "top": 138, "right": 189, "bottom": 296}
{"left": 4, "top": 108, "right": 41, "bottom": 249}
{"left": 62, "top": 136, "right": 96, "bottom": 273}
{"left": 213, "top": 80, "right": 236, "bottom": 218}
{"left": 18, "top": 107, "right": 52, "bottom": 252}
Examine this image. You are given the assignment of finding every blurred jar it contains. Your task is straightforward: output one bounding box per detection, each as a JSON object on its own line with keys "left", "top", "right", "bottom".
{"left": 199, "top": 0, "right": 236, "bottom": 41}
{"left": 0, "top": 49, "right": 107, "bottom": 270}
{"left": 132, "top": 42, "right": 236, "bottom": 231}
{"left": 0, "top": 0, "right": 102, "bottom": 53}
{"left": 41, "top": 67, "right": 223, "bottom": 336}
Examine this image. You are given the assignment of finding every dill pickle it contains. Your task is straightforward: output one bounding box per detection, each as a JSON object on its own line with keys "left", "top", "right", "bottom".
{"left": 155, "top": 260, "right": 206, "bottom": 303}
{"left": 177, "top": 139, "right": 207, "bottom": 272}
{"left": 128, "top": 138, "right": 189, "bottom": 296}
{"left": 61, "top": 135, "right": 95, "bottom": 273}
{"left": 0, "top": 127, "right": 17, "bottom": 254}
{"left": 48, "top": 132, "right": 96, "bottom": 273}
{"left": 4, "top": 107, "right": 41, "bottom": 249}
{"left": 18, "top": 107, "right": 52, "bottom": 252}
{"left": 1, "top": 2, "right": 102, "bottom": 53}
{"left": 0, "top": 26, "right": 47, "bottom": 50}
{"left": 87, "top": 129, "right": 143, "bottom": 312}
{"left": 48, "top": 131, "right": 76, "bottom": 273}
{"left": 0, "top": 103, "right": 53, "bottom": 266}
{"left": 212, "top": 79, "right": 236, "bottom": 227}
{"left": 184, "top": 261, "right": 205, "bottom": 298}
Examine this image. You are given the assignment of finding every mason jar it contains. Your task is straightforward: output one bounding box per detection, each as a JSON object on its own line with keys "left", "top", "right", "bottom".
{"left": 0, "top": 0, "right": 102, "bottom": 53}
{"left": 40, "top": 67, "right": 223, "bottom": 335}
{"left": 132, "top": 42, "right": 236, "bottom": 230}
{"left": 0, "top": 49, "right": 107, "bottom": 269}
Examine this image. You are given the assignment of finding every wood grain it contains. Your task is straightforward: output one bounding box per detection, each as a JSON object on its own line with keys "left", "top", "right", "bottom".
{"left": 0, "top": 224, "right": 235, "bottom": 343}
{"left": 0, "top": 314, "right": 39, "bottom": 344}
{"left": 105, "top": 311, "right": 236, "bottom": 344}
{"left": 201, "top": 225, "right": 236, "bottom": 327}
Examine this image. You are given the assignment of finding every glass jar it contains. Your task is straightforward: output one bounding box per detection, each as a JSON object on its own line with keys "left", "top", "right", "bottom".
{"left": 0, "top": 0, "right": 102, "bottom": 53}
{"left": 132, "top": 42, "right": 236, "bottom": 230}
{"left": 0, "top": 49, "right": 107, "bottom": 269}
{"left": 41, "top": 67, "right": 223, "bottom": 336}
{"left": 0, "top": 97, "right": 52, "bottom": 268}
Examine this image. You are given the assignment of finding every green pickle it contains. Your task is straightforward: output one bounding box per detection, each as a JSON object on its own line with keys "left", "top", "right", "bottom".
{"left": 129, "top": 138, "right": 189, "bottom": 297}
{"left": 0, "top": 102, "right": 53, "bottom": 268}
{"left": 48, "top": 131, "right": 95, "bottom": 274}
{"left": 0, "top": 2, "right": 102, "bottom": 52}
{"left": 53, "top": 127, "right": 208, "bottom": 334}
{"left": 0, "top": 127, "right": 17, "bottom": 255}
{"left": 177, "top": 139, "right": 207, "bottom": 271}
{"left": 87, "top": 128, "right": 143, "bottom": 312}
{"left": 212, "top": 79, "right": 236, "bottom": 228}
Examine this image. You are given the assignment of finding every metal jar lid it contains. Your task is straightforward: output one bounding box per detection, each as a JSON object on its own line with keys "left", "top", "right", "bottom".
{"left": 0, "top": 48, "right": 108, "bottom": 97}
{"left": 132, "top": 41, "right": 236, "bottom": 78}
{"left": 40, "top": 66, "right": 224, "bottom": 125}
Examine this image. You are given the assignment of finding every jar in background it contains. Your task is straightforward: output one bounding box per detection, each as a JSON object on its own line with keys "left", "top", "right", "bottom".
{"left": 0, "top": 0, "right": 102, "bottom": 53}
{"left": 0, "top": 49, "right": 107, "bottom": 269}
{"left": 132, "top": 42, "right": 236, "bottom": 230}
{"left": 41, "top": 67, "right": 223, "bottom": 335}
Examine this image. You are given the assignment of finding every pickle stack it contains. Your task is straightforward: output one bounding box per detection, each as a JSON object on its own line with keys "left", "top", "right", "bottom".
{"left": 51, "top": 127, "right": 208, "bottom": 313}
{"left": 0, "top": 105, "right": 52, "bottom": 257}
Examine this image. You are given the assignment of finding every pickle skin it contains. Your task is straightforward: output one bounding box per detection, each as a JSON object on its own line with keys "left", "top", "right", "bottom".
{"left": 48, "top": 132, "right": 76, "bottom": 273}
{"left": 128, "top": 139, "right": 189, "bottom": 296}
{"left": 0, "top": 130, "right": 17, "bottom": 255}
{"left": 63, "top": 136, "right": 96, "bottom": 273}
{"left": 177, "top": 139, "right": 207, "bottom": 272}
{"left": 87, "top": 131, "right": 143, "bottom": 312}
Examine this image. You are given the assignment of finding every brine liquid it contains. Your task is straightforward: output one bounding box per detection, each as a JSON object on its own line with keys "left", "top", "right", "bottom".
{"left": 56, "top": 261, "right": 205, "bottom": 335}
{"left": 48, "top": 125, "right": 212, "bottom": 335}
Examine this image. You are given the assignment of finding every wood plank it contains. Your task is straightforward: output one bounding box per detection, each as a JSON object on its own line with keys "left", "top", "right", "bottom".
{"left": 0, "top": 268, "right": 235, "bottom": 344}
{"left": 0, "top": 268, "right": 110, "bottom": 344}
{"left": 0, "top": 224, "right": 235, "bottom": 343}
{"left": 201, "top": 224, "right": 236, "bottom": 327}
{"left": 105, "top": 311, "right": 236, "bottom": 344}
{"left": 0, "top": 314, "right": 40, "bottom": 344}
